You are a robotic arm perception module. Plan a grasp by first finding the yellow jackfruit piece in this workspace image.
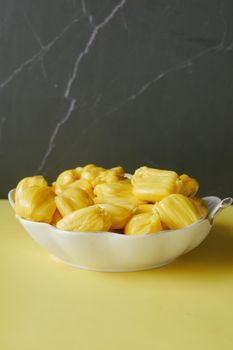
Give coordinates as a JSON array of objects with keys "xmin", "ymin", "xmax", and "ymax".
[
  {"xmin": 52, "ymin": 182, "xmax": 65, "ymax": 195},
  {"xmin": 15, "ymin": 186, "xmax": 56, "ymax": 223},
  {"xmin": 176, "ymin": 174, "xmax": 199, "ymax": 197},
  {"xmin": 135, "ymin": 204, "xmax": 154, "ymax": 214},
  {"xmin": 15, "ymin": 176, "xmax": 48, "ymax": 201},
  {"xmin": 92, "ymin": 166, "xmax": 125, "ymax": 186},
  {"xmin": 56, "ymin": 169, "xmax": 79, "ymax": 187},
  {"xmin": 51, "ymin": 209, "xmax": 62, "ymax": 226},
  {"xmin": 55, "ymin": 187, "xmax": 93, "ymax": 217},
  {"xmin": 82, "ymin": 164, "xmax": 96, "ymax": 171},
  {"xmin": 155, "ymin": 193, "xmax": 202, "ymax": 230},
  {"xmin": 98, "ymin": 203, "xmax": 133, "ymax": 229},
  {"xmin": 53, "ymin": 167, "xmax": 89, "ymax": 195},
  {"xmin": 124, "ymin": 211, "xmax": 162, "ymax": 235},
  {"xmin": 94, "ymin": 180, "xmax": 132, "ymax": 197},
  {"xmin": 132, "ymin": 166, "xmax": 178, "ymax": 202},
  {"xmin": 68, "ymin": 179, "xmax": 93, "ymax": 195},
  {"xmin": 56, "ymin": 205, "xmax": 112, "ymax": 232},
  {"xmin": 190, "ymin": 197, "xmax": 208, "ymax": 218},
  {"xmin": 94, "ymin": 180, "xmax": 142, "ymax": 210},
  {"xmin": 81, "ymin": 164, "xmax": 106, "ymax": 183},
  {"xmin": 93, "ymin": 196, "xmax": 137, "ymax": 210},
  {"xmin": 52, "ymin": 178, "xmax": 93, "ymax": 197},
  {"xmin": 75, "ymin": 166, "xmax": 83, "ymax": 178}
]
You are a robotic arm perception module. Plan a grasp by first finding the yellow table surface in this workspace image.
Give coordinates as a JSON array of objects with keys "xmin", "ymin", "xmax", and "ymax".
[{"xmin": 0, "ymin": 200, "xmax": 233, "ymax": 350}]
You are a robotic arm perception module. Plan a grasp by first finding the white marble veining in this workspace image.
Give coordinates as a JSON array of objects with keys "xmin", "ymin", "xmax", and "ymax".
[
  {"xmin": 35, "ymin": 0, "xmax": 126, "ymax": 173},
  {"xmin": 81, "ymin": 0, "xmax": 94, "ymax": 27},
  {"xmin": 83, "ymin": 8, "xmax": 232, "ymax": 125},
  {"xmin": 0, "ymin": 17, "xmax": 80, "ymax": 89},
  {"xmin": 64, "ymin": 0, "xmax": 126, "ymax": 99},
  {"xmin": 24, "ymin": 12, "xmax": 48, "ymax": 79}
]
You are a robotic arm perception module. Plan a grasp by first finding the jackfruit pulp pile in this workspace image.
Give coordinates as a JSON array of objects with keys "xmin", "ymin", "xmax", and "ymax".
[{"xmin": 14, "ymin": 165, "xmax": 208, "ymax": 235}]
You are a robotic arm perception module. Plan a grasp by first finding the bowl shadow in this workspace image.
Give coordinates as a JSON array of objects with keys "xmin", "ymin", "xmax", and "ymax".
[{"xmin": 139, "ymin": 223, "xmax": 233, "ymax": 279}]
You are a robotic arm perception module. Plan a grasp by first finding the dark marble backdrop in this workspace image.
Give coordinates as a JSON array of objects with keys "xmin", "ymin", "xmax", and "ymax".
[{"xmin": 0, "ymin": 0, "xmax": 233, "ymax": 198}]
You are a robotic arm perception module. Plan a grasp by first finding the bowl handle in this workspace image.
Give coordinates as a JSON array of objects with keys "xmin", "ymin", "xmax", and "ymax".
[{"xmin": 208, "ymin": 197, "xmax": 233, "ymax": 224}]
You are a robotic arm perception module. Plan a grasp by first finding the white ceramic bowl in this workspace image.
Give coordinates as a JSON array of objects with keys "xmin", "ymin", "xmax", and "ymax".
[{"xmin": 8, "ymin": 190, "xmax": 226, "ymax": 271}]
